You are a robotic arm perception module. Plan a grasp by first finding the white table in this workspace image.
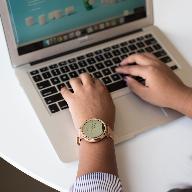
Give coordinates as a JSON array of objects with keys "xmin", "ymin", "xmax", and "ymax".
[{"xmin": 1, "ymin": 0, "xmax": 192, "ymax": 191}]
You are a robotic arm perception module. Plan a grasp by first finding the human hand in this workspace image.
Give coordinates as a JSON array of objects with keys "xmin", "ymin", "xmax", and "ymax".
[
  {"xmin": 61, "ymin": 73, "xmax": 115, "ymax": 132},
  {"xmin": 116, "ymin": 53, "xmax": 191, "ymax": 110}
]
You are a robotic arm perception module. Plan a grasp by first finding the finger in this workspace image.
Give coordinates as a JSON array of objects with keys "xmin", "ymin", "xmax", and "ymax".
[
  {"xmin": 143, "ymin": 52, "xmax": 158, "ymax": 61},
  {"xmin": 69, "ymin": 77, "xmax": 82, "ymax": 92},
  {"xmin": 61, "ymin": 87, "xmax": 73, "ymax": 101},
  {"xmin": 125, "ymin": 76, "xmax": 147, "ymax": 98},
  {"xmin": 79, "ymin": 73, "xmax": 94, "ymax": 86},
  {"xmin": 95, "ymin": 78, "xmax": 107, "ymax": 89},
  {"xmin": 116, "ymin": 65, "xmax": 147, "ymax": 78},
  {"xmin": 120, "ymin": 54, "xmax": 153, "ymax": 66}
]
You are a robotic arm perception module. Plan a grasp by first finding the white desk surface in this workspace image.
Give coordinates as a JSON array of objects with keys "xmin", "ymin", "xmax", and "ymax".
[{"xmin": 1, "ymin": 0, "xmax": 192, "ymax": 191}]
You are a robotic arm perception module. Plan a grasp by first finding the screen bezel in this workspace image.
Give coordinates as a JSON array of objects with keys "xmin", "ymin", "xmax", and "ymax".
[{"xmin": 0, "ymin": 0, "xmax": 153, "ymax": 67}]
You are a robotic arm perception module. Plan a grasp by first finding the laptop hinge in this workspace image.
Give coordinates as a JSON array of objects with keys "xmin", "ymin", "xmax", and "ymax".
[{"xmin": 30, "ymin": 28, "xmax": 143, "ymax": 66}]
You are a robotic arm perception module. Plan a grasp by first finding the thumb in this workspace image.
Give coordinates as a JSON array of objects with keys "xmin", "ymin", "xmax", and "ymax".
[{"xmin": 126, "ymin": 77, "xmax": 147, "ymax": 98}]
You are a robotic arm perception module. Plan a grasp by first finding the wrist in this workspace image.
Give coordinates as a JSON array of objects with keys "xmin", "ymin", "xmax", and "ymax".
[{"xmin": 170, "ymin": 86, "xmax": 192, "ymax": 116}]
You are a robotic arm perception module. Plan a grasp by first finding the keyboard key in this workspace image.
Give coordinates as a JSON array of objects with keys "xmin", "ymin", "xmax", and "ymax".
[
  {"xmin": 145, "ymin": 38, "xmax": 157, "ymax": 45},
  {"xmin": 138, "ymin": 49, "xmax": 145, "ymax": 53},
  {"xmin": 104, "ymin": 60, "xmax": 113, "ymax": 67},
  {"xmin": 32, "ymin": 75, "xmax": 42, "ymax": 82},
  {"xmin": 60, "ymin": 74, "xmax": 69, "ymax": 81},
  {"xmin": 145, "ymin": 34, "xmax": 153, "ymax": 39},
  {"xmin": 69, "ymin": 71, "xmax": 78, "ymax": 78},
  {"xmin": 128, "ymin": 45, "xmax": 137, "ymax": 51},
  {"xmin": 102, "ymin": 76, "xmax": 112, "ymax": 85},
  {"xmin": 111, "ymin": 74, "xmax": 121, "ymax": 81},
  {"xmin": 37, "ymin": 80, "xmax": 51, "ymax": 90},
  {"xmin": 170, "ymin": 65, "xmax": 178, "ymax": 70},
  {"xmin": 77, "ymin": 55, "xmax": 85, "ymax": 60},
  {"xmin": 145, "ymin": 46, "xmax": 153, "ymax": 53},
  {"xmin": 57, "ymin": 83, "xmax": 65, "ymax": 91},
  {"xmin": 107, "ymin": 80, "xmax": 127, "ymax": 92},
  {"xmin": 78, "ymin": 68, "xmax": 86, "ymax": 74},
  {"xmin": 112, "ymin": 49, "xmax": 121, "ymax": 56},
  {"xmin": 60, "ymin": 66, "xmax": 70, "ymax": 73},
  {"xmin": 129, "ymin": 51, "xmax": 136, "ymax": 55},
  {"xmin": 160, "ymin": 56, "xmax": 172, "ymax": 63},
  {"xmin": 120, "ymin": 41, "xmax": 127, "ymax": 46},
  {"xmin": 58, "ymin": 100, "xmax": 68, "ymax": 110},
  {"xmin": 87, "ymin": 66, "xmax": 96, "ymax": 73},
  {"xmin": 128, "ymin": 39, "xmax": 136, "ymax": 44},
  {"xmin": 95, "ymin": 50, "xmax": 103, "ymax": 55},
  {"xmin": 93, "ymin": 71, "xmax": 103, "ymax": 79},
  {"xmin": 96, "ymin": 63, "xmax": 105, "ymax": 70},
  {"xmin": 102, "ymin": 68, "xmax": 112, "ymax": 76},
  {"xmin": 120, "ymin": 55, "xmax": 128, "ymax": 60},
  {"xmin": 50, "ymin": 77, "xmax": 60, "ymax": 85},
  {"xmin": 69, "ymin": 63, "xmax": 78, "ymax": 71},
  {"xmin": 111, "ymin": 66, "xmax": 116, "ymax": 73},
  {"xmin": 78, "ymin": 60, "xmax": 87, "ymax": 67},
  {"xmin": 153, "ymin": 44, "xmax": 162, "ymax": 51},
  {"xmin": 103, "ymin": 47, "xmax": 111, "ymax": 52},
  {"xmin": 104, "ymin": 52, "xmax": 113, "ymax": 59},
  {"xmin": 51, "ymin": 69, "xmax": 61, "ymax": 76},
  {"xmin": 136, "ymin": 36, "xmax": 144, "ymax": 41},
  {"xmin": 59, "ymin": 61, "xmax": 67, "ymax": 66},
  {"xmin": 112, "ymin": 57, "xmax": 121, "ymax": 64},
  {"xmin": 86, "ymin": 52, "xmax": 94, "ymax": 57},
  {"xmin": 40, "ymin": 67, "xmax": 48, "ymax": 72},
  {"xmin": 42, "ymin": 72, "xmax": 52, "ymax": 79},
  {"xmin": 44, "ymin": 93, "xmax": 63, "ymax": 105},
  {"xmin": 112, "ymin": 44, "xmax": 120, "ymax": 49},
  {"xmin": 68, "ymin": 58, "xmax": 76, "ymax": 63},
  {"xmin": 30, "ymin": 70, "xmax": 39, "ymax": 75},
  {"xmin": 49, "ymin": 64, "xmax": 58, "ymax": 69},
  {"xmin": 87, "ymin": 58, "xmax": 96, "ymax": 65},
  {"xmin": 154, "ymin": 50, "xmax": 167, "ymax": 58},
  {"xmin": 95, "ymin": 55, "xmax": 105, "ymax": 62},
  {"xmin": 120, "ymin": 47, "xmax": 129, "ymax": 54},
  {"xmin": 48, "ymin": 104, "xmax": 60, "ymax": 113},
  {"xmin": 136, "ymin": 42, "xmax": 145, "ymax": 48},
  {"xmin": 41, "ymin": 87, "xmax": 58, "ymax": 97}
]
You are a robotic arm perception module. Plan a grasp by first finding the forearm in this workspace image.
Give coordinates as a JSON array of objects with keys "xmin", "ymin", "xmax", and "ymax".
[
  {"xmin": 77, "ymin": 137, "xmax": 118, "ymax": 178},
  {"xmin": 172, "ymin": 86, "xmax": 192, "ymax": 118}
]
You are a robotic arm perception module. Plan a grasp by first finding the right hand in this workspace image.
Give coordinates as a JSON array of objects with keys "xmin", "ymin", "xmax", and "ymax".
[
  {"xmin": 61, "ymin": 73, "xmax": 115, "ymax": 132},
  {"xmin": 116, "ymin": 53, "xmax": 191, "ymax": 111}
]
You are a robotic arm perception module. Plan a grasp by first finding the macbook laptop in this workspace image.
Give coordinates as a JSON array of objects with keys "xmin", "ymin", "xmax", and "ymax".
[{"xmin": 0, "ymin": 0, "xmax": 192, "ymax": 162}]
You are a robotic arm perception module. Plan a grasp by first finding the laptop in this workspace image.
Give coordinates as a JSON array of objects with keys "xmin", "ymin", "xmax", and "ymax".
[{"xmin": 1, "ymin": 0, "xmax": 192, "ymax": 162}]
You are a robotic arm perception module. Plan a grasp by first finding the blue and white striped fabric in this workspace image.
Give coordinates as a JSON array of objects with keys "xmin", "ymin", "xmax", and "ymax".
[{"xmin": 71, "ymin": 172, "xmax": 123, "ymax": 192}]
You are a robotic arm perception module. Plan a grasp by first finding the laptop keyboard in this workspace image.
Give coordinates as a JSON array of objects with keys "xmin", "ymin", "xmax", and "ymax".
[{"xmin": 29, "ymin": 34, "xmax": 178, "ymax": 114}]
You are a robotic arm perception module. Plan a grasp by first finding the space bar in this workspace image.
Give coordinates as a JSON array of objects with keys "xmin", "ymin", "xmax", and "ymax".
[{"xmin": 107, "ymin": 80, "xmax": 127, "ymax": 93}]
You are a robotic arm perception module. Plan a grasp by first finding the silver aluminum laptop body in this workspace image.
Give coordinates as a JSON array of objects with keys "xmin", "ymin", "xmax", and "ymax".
[{"xmin": 1, "ymin": 0, "xmax": 192, "ymax": 162}]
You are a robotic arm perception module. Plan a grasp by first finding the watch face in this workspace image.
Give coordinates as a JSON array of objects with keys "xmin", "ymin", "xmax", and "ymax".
[{"xmin": 82, "ymin": 119, "xmax": 106, "ymax": 139}]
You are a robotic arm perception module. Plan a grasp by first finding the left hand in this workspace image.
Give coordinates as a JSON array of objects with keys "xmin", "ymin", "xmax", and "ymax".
[{"xmin": 61, "ymin": 73, "xmax": 115, "ymax": 132}]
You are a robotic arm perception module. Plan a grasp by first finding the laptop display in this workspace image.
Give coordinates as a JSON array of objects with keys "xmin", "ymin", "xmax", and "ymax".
[{"xmin": 7, "ymin": 0, "xmax": 146, "ymax": 55}]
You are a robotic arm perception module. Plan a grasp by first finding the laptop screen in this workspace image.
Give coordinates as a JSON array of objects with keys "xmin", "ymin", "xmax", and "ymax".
[{"xmin": 7, "ymin": 0, "xmax": 146, "ymax": 55}]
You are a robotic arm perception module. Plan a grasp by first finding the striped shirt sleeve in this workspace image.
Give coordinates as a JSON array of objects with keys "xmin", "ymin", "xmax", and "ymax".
[{"xmin": 70, "ymin": 172, "xmax": 123, "ymax": 192}]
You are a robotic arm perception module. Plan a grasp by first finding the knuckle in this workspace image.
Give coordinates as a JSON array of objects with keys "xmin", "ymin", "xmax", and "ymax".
[
  {"xmin": 80, "ymin": 72, "xmax": 89, "ymax": 78},
  {"xmin": 148, "ymin": 65, "xmax": 158, "ymax": 73},
  {"xmin": 69, "ymin": 78, "xmax": 76, "ymax": 83},
  {"xmin": 136, "ymin": 54, "xmax": 145, "ymax": 60}
]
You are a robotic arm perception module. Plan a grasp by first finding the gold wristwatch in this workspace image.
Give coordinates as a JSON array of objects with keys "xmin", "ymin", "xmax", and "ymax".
[{"xmin": 77, "ymin": 118, "xmax": 114, "ymax": 145}]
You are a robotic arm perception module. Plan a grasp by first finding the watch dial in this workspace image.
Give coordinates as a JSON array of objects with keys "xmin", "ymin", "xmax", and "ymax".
[{"xmin": 82, "ymin": 120, "xmax": 104, "ymax": 139}]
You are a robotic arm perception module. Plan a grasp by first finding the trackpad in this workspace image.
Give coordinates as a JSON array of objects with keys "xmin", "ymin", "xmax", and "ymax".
[{"xmin": 113, "ymin": 92, "xmax": 168, "ymax": 143}]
